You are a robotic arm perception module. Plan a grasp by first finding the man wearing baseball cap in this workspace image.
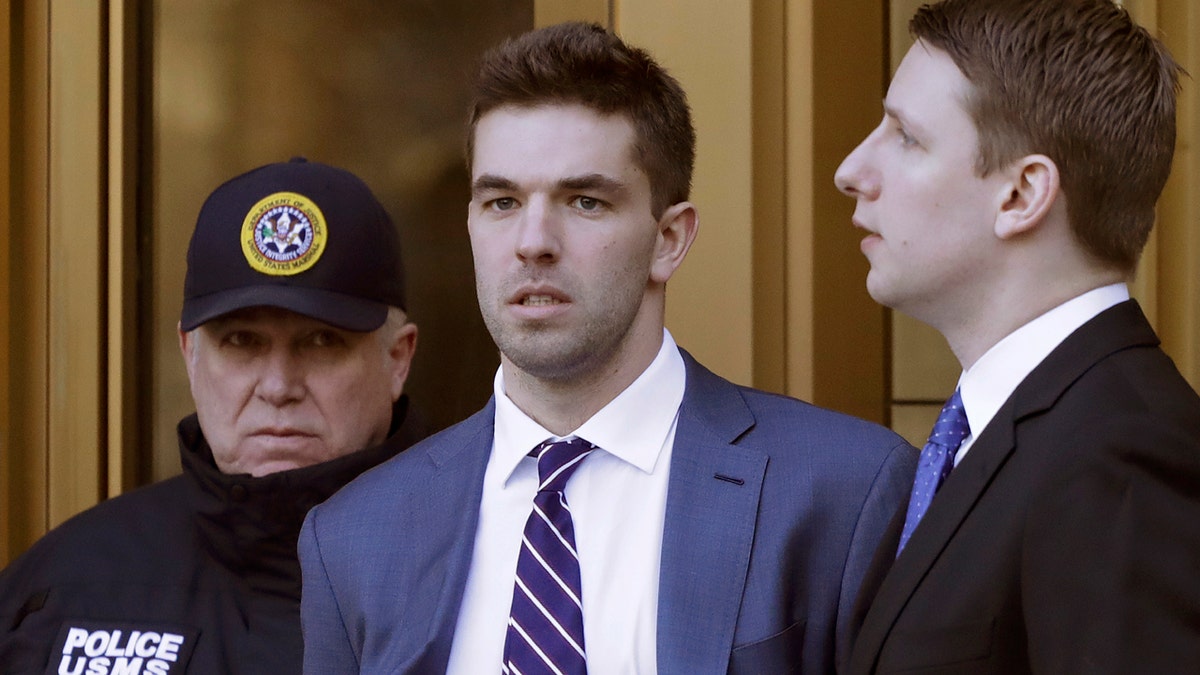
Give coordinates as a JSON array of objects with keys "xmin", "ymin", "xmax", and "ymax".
[{"xmin": 0, "ymin": 158, "xmax": 426, "ymax": 673}]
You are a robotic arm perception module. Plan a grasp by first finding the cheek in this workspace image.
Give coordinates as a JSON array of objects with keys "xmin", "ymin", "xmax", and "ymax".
[
  {"xmin": 191, "ymin": 363, "xmax": 233, "ymax": 414},
  {"xmin": 324, "ymin": 366, "xmax": 395, "ymax": 445},
  {"xmin": 612, "ymin": 226, "xmax": 658, "ymax": 269},
  {"xmin": 467, "ymin": 233, "xmax": 489, "ymax": 271},
  {"xmin": 327, "ymin": 356, "xmax": 393, "ymax": 408},
  {"xmin": 884, "ymin": 182, "xmax": 952, "ymax": 248},
  {"xmin": 189, "ymin": 370, "xmax": 245, "ymax": 461},
  {"xmin": 190, "ymin": 353, "xmax": 259, "ymax": 415},
  {"xmin": 471, "ymin": 247, "xmax": 507, "ymax": 288}
]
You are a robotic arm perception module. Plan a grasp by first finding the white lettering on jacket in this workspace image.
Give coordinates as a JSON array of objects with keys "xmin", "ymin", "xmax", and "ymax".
[{"xmin": 56, "ymin": 627, "xmax": 184, "ymax": 675}]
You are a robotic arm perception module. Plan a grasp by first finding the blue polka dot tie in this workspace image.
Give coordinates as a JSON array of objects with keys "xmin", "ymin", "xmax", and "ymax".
[
  {"xmin": 897, "ymin": 389, "xmax": 970, "ymax": 557},
  {"xmin": 502, "ymin": 437, "xmax": 595, "ymax": 675}
]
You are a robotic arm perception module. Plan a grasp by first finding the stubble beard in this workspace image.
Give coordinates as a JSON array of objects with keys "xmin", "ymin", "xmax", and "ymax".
[{"xmin": 482, "ymin": 294, "xmax": 643, "ymax": 386}]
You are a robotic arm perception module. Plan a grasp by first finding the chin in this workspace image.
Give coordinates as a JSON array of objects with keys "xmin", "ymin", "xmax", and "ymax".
[
  {"xmin": 240, "ymin": 448, "xmax": 331, "ymax": 477},
  {"xmin": 244, "ymin": 460, "xmax": 307, "ymax": 478},
  {"xmin": 864, "ymin": 274, "xmax": 892, "ymax": 306}
]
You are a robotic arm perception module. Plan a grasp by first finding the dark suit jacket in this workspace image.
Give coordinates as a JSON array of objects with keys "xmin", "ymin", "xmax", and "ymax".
[
  {"xmin": 300, "ymin": 350, "xmax": 916, "ymax": 674},
  {"xmin": 848, "ymin": 300, "xmax": 1200, "ymax": 674}
]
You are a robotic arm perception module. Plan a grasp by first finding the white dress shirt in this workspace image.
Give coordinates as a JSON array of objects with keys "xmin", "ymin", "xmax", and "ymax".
[
  {"xmin": 955, "ymin": 283, "xmax": 1130, "ymax": 465},
  {"xmin": 446, "ymin": 329, "xmax": 686, "ymax": 675}
]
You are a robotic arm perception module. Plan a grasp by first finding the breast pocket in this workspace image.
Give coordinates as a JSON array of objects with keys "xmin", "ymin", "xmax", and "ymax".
[
  {"xmin": 727, "ymin": 620, "xmax": 805, "ymax": 675},
  {"xmin": 878, "ymin": 618, "xmax": 994, "ymax": 673}
]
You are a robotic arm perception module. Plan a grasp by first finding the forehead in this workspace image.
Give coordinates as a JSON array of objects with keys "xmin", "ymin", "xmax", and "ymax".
[
  {"xmin": 471, "ymin": 103, "xmax": 640, "ymax": 180},
  {"xmin": 887, "ymin": 42, "xmax": 977, "ymax": 138}
]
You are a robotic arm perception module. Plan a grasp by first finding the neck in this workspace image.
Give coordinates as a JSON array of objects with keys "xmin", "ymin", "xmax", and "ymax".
[{"xmin": 937, "ymin": 270, "xmax": 1125, "ymax": 370}]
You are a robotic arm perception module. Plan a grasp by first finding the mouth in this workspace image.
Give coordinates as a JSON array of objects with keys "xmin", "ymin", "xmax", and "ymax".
[
  {"xmin": 851, "ymin": 216, "xmax": 882, "ymax": 253},
  {"xmin": 851, "ymin": 216, "xmax": 878, "ymax": 236},
  {"xmin": 520, "ymin": 294, "xmax": 564, "ymax": 307},
  {"xmin": 246, "ymin": 429, "xmax": 321, "ymax": 459},
  {"xmin": 251, "ymin": 427, "xmax": 316, "ymax": 439},
  {"xmin": 506, "ymin": 286, "xmax": 571, "ymax": 320},
  {"xmin": 509, "ymin": 284, "xmax": 570, "ymax": 306}
]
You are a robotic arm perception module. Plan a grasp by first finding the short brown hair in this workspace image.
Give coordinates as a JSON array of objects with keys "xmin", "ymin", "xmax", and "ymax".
[
  {"xmin": 911, "ymin": 0, "xmax": 1182, "ymax": 270},
  {"xmin": 466, "ymin": 22, "xmax": 695, "ymax": 217}
]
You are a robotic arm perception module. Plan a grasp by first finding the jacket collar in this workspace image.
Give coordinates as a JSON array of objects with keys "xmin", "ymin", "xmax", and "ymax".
[{"xmin": 180, "ymin": 395, "xmax": 427, "ymax": 600}]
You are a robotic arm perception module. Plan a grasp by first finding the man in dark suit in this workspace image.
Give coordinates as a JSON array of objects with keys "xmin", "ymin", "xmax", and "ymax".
[
  {"xmin": 835, "ymin": 0, "xmax": 1200, "ymax": 672},
  {"xmin": 300, "ymin": 22, "xmax": 916, "ymax": 674}
]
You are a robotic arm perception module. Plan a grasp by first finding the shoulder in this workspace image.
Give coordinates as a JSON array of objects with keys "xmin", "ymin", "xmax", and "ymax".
[
  {"xmin": 6, "ymin": 477, "xmax": 189, "ymax": 563},
  {"xmin": 312, "ymin": 402, "xmax": 496, "ymax": 519},
  {"xmin": 677, "ymin": 351, "xmax": 915, "ymax": 501},
  {"xmin": 0, "ymin": 476, "xmax": 191, "ymax": 604},
  {"xmin": 1091, "ymin": 341, "xmax": 1200, "ymax": 417},
  {"xmin": 742, "ymin": 385, "xmax": 904, "ymax": 446},
  {"xmin": 1028, "ymin": 330, "xmax": 1200, "ymax": 443},
  {"xmin": 735, "ymin": 386, "xmax": 916, "ymax": 498},
  {"xmin": 1035, "ymin": 342, "xmax": 1200, "ymax": 465},
  {"xmin": 1031, "ymin": 299, "xmax": 1193, "ymax": 419},
  {"xmin": 301, "ymin": 404, "xmax": 496, "ymax": 580},
  {"xmin": 680, "ymin": 350, "xmax": 910, "ymax": 458}
]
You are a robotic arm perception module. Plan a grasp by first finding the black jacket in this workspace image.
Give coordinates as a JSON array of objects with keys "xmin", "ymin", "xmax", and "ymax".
[
  {"xmin": 0, "ymin": 397, "xmax": 426, "ymax": 675},
  {"xmin": 847, "ymin": 301, "xmax": 1200, "ymax": 674}
]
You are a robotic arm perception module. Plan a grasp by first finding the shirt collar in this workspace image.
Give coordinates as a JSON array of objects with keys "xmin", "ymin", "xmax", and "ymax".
[
  {"xmin": 492, "ymin": 329, "xmax": 686, "ymax": 485},
  {"xmin": 958, "ymin": 283, "xmax": 1129, "ymax": 442}
]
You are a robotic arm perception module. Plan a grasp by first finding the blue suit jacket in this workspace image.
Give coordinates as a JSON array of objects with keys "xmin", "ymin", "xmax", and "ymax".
[{"xmin": 300, "ymin": 350, "xmax": 915, "ymax": 674}]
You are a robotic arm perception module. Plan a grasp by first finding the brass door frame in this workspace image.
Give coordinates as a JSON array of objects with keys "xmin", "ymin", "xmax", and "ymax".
[{"xmin": 2, "ymin": 1, "xmax": 139, "ymax": 563}]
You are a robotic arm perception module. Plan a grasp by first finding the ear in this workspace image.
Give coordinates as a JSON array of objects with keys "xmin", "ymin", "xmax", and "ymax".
[
  {"xmin": 995, "ymin": 154, "xmax": 1059, "ymax": 240},
  {"xmin": 178, "ymin": 322, "xmax": 197, "ymax": 381},
  {"xmin": 386, "ymin": 322, "xmax": 419, "ymax": 401},
  {"xmin": 650, "ymin": 201, "xmax": 699, "ymax": 284}
]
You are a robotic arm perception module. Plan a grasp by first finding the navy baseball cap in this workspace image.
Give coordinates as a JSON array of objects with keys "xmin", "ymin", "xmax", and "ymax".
[{"xmin": 180, "ymin": 158, "xmax": 405, "ymax": 332}]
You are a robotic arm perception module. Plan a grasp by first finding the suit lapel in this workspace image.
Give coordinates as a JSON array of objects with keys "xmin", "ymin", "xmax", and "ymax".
[
  {"xmin": 409, "ymin": 401, "xmax": 496, "ymax": 669},
  {"xmin": 849, "ymin": 406, "xmax": 1018, "ymax": 671},
  {"xmin": 657, "ymin": 352, "xmax": 767, "ymax": 675},
  {"xmin": 850, "ymin": 300, "xmax": 1161, "ymax": 672}
]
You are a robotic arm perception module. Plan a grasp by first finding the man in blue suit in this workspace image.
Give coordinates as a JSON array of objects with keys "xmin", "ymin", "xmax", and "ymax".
[{"xmin": 300, "ymin": 22, "xmax": 916, "ymax": 674}]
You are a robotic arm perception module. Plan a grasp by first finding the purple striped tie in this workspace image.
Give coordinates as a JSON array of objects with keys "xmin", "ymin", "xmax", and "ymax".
[{"xmin": 502, "ymin": 437, "xmax": 595, "ymax": 675}]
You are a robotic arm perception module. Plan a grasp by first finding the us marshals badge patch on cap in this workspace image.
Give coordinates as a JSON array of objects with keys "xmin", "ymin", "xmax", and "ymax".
[
  {"xmin": 240, "ymin": 191, "xmax": 327, "ymax": 276},
  {"xmin": 47, "ymin": 620, "xmax": 199, "ymax": 675}
]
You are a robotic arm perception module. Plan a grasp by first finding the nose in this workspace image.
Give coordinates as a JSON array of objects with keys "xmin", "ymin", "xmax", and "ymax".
[
  {"xmin": 834, "ymin": 139, "xmax": 879, "ymax": 201},
  {"xmin": 255, "ymin": 347, "xmax": 306, "ymax": 406},
  {"xmin": 515, "ymin": 198, "xmax": 561, "ymax": 264}
]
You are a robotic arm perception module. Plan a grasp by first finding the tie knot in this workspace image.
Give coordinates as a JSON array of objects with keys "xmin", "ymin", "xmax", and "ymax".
[
  {"xmin": 929, "ymin": 389, "xmax": 970, "ymax": 449},
  {"xmin": 534, "ymin": 437, "xmax": 596, "ymax": 492}
]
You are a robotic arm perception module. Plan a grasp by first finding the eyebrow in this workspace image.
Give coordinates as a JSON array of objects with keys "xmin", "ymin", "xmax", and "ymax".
[
  {"xmin": 883, "ymin": 100, "xmax": 931, "ymax": 139},
  {"xmin": 558, "ymin": 173, "xmax": 629, "ymax": 195},
  {"xmin": 471, "ymin": 172, "xmax": 631, "ymax": 197},
  {"xmin": 471, "ymin": 174, "xmax": 519, "ymax": 196}
]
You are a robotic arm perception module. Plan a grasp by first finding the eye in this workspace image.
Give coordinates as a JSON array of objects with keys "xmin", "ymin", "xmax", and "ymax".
[
  {"xmin": 306, "ymin": 330, "xmax": 347, "ymax": 348},
  {"xmin": 897, "ymin": 127, "xmax": 918, "ymax": 148},
  {"xmin": 488, "ymin": 197, "xmax": 518, "ymax": 212},
  {"xmin": 571, "ymin": 195, "xmax": 605, "ymax": 212},
  {"xmin": 222, "ymin": 330, "xmax": 262, "ymax": 348}
]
